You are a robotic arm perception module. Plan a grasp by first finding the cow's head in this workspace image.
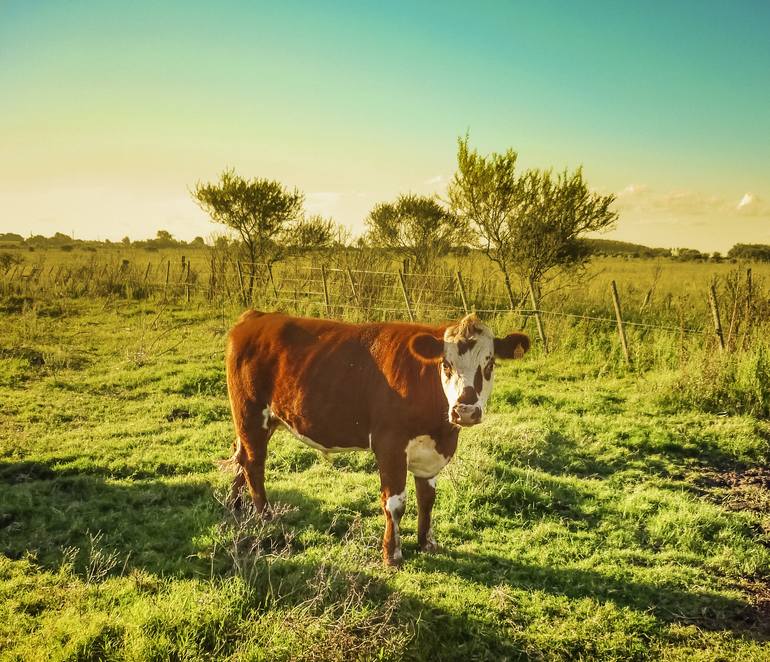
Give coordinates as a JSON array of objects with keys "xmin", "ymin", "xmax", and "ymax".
[{"xmin": 409, "ymin": 313, "xmax": 530, "ymax": 427}]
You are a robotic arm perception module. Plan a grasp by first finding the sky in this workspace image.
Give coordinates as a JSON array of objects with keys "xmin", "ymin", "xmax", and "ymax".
[{"xmin": 1, "ymin": 0, "xmax": 769, "ymax": 253}]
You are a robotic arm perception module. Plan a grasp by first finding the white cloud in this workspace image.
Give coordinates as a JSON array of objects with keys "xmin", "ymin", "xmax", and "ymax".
[
  {"xmin": 737, "ymin": 192, "xmax": 755, "ymax": 210},
  {"xmin": 424, "ymin": 175, "xmax": 446, "ymax": 187},
  {"xmin": 616, "ymin": 183, "xmax": 648, "ymax": 197}
]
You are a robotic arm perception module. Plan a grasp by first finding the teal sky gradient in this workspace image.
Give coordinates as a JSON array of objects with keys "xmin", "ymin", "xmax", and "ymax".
[{"xmin": 1, "ymin": 1, "xmax": 769, "ymax": 251}]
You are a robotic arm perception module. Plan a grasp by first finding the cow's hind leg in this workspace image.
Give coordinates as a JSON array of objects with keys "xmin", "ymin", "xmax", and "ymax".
[
  {"xmin": 415, "ymin": 476, "xmax": 438, "ymax": 552},
  {"xmin": 231, "ymin": 407, "xmax": 275, "ymax": 516}
]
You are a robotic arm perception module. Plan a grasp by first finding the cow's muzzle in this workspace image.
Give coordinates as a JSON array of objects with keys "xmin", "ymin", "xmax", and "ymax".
[{"xmin": 451, "ymin": 404, "xmax": 482, "ymax": 427}]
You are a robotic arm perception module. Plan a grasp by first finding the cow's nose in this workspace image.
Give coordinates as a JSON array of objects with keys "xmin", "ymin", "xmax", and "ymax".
[
  {"xmin": 451, "ymin": 404, "xmax": 482, "ymax": 427},
  {"xmin": 457, "ymin": 386, "xmax": 478, "ymax": 405}
]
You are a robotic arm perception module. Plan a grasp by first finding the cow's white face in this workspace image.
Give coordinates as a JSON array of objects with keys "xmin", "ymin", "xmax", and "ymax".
[
  {"xmin": 440, "ymin": 320, "xmax": 496, "ymax": 426},
  {"xmin": 409, "ymin": 314, "xmax": 530, "ymax": 427}
]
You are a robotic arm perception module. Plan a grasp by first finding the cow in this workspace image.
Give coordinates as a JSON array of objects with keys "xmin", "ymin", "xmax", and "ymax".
[{"xmin": 224, "ymin": 310, "xmax": 529, "ymax": 566}]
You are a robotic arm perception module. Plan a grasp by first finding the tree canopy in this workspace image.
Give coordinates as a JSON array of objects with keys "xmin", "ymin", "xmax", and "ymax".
[
  {"xmin": 365, "ymin": 193, "xmax": 463, "ymax": 272},
  {"xmin": 448, "ymin": 136, "xmax": 617, "ymax": 296}
]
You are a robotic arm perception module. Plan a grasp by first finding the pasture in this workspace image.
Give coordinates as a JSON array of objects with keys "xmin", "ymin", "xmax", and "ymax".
[{"xmin": 1, "ymin": 255, "xmax": 770, "ymax": 660}]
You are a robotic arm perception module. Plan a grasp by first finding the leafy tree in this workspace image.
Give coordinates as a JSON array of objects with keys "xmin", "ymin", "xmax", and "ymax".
[
  {"xmin": 193, "ymin": 169, "xmax": 338, "ymax": 299},
  {"xmin": 0, "ymin": 233, "xmax": 23, "ymax": 242},
  {"xmin": 285, "ymin": 215, "xmax": 336, "ymax": 255},
  {"xmin": 192, "ymin": 169, "xmax": 304, "ymax": 299},
  {"xmin": 448, "ymin": 136, "xmax": 617, "ymax": 299},
  {"xmin": 365, "ymin": 193, "xmax": 463, "ymax": 272},
  {"xmin": 728, "ymin": 243, "xmax": 770, "ymax": 262},
  {"xmin": 121, "ymin": 236, "xmax": 131, "ymax": 245},
  {"xmin": 155, "ymin": 230, "xmax": 176, "ymax": 246}
]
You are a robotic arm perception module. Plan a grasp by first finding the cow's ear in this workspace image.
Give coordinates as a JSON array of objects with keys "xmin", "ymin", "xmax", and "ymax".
[
  {"xmin": 494, "ymin": 333, "xmax": 530, "ymax": 359},
  {"xmin": 409, "ymin": 333, "xmax": 444, "ymax": 363}
]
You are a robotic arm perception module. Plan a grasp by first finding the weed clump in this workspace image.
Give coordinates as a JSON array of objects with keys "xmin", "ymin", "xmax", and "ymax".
[{"xmin": 660, "ymin": 340, "xmax": 770, "ymax": 419}]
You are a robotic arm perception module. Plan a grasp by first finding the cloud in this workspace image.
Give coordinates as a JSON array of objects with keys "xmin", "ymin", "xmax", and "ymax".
[
  {"xmin": 614, "ymin": 184, "xmax": 770, "ymax": 218},
  {"xmin": 424, "ymin": 175, "xmax": 446, "ymax": 187},
  {"xmin": 735, "ymin": 192, "xmax": 768, "ymax": 216},
  {"xmin": 737, "ymin": 193, "xmax": 754, "ymax": 209},
  {"xmin": 616, "ymin": 183, "xmax": 649, "ymax": 197}
]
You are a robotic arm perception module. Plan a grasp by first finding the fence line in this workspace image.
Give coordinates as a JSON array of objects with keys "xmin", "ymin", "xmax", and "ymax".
[{"xmin": 3, "ymin": 257, "xmax": 755, "ymax": 358}]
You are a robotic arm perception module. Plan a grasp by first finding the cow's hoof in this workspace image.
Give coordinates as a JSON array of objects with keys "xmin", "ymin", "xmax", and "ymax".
[
  {"xmin": 383, "ymin": 550, "xmax": 403, "ymax": 568},
  {"xmin": 420, "ymin": 541, "xmax": 440, "ymax": 554}
]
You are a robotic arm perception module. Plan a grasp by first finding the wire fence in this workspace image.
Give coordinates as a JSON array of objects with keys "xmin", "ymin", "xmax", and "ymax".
[{"xmin": 3, "ymin": 255, "xmax": 764, "ymax": 362}]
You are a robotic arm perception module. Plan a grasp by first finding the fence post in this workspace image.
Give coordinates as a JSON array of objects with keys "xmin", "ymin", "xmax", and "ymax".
[
  {"xmin": 266, "ymin": 263, "xmax": 278, "ymax": 300},
  {"xmin": 345, "ymin": 267, "xmax": 360, "ymax": 307},
  {"xmin": 143, "ymin": 262, "xmax": 151, "ymax": 285},
  {"xmin": 746, "ymin": 267, "xmax": 753, "ymax": 318},
  {"xmin": 398, "ymin": 270, "xmax": 415, "ymax": 322},
  {"xmin": 164, "ymin": 261, "xmax": 170, "ymax": 301},
  {"xmin": 236, "ymin": 261, "xmax": 247, "ymax": 307},
  {"xmin": 708, "ymin": 283, "xmax": 725, "ymax": 352},
  {"xmin": 321, "ymin": 265, "xmax": 331, "ymax": 316},
  {"xmin": 610, "ymin": 280, "xmax": 631, "ymax": 366},
  {"xmin": 503, "ymin": 271, "xmax": 516, "ymax": 310},
  {"xmin": 456, "ymin": 270, "xmax": 469, "ymax": 315},
  {"xmin": 527, "ymin": 277, "xmax": 548, "ymax": 354},
  {"xmin": 185, "ymin": 261, "xmax": 191, "ymax": 304}
]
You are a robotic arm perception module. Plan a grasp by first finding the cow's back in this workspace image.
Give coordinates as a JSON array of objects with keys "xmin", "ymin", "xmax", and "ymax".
[{"xmin": 226, "ymin": 312, "xmax": 447, "ymax": 450}]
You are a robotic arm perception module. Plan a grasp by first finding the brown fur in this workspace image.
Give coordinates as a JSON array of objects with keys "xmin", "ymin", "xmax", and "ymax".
[{"xmin": 224, "ymin": 310, "xmax": 528, "ymax": 565}]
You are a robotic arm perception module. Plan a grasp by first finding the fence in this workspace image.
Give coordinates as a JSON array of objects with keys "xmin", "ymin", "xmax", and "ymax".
[{"xmin": 1, "ymin": 255, "xmax": 763, "ymax": 363}]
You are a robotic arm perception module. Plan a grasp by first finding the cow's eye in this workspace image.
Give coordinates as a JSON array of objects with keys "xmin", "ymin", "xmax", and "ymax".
[
  {"xmin": 441, "ymin": 358, "xmax": 452, "ymax": 378},
  {"xmin": 483, "ymin": 358, "xmax": 495, "ymax": 380}
]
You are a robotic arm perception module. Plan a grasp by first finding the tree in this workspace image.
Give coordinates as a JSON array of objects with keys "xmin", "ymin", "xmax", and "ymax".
[
  {"xmin": 365, "ymin": 193, "xmax": 463, "ymax": 272},
  {"xmin": 448, "ymin": 136, "xmax": 617, "ymax": 299},
  {"xmin": 285, "ymin": 215, "xmax": 336, "ymax": 255},
  {"xmin": 192, "ymin": 169, "xmax": 305, "ymax": 299},
  {"xmin": 154, "ymin": 230, "xmax": 176, "ymax": 247}
]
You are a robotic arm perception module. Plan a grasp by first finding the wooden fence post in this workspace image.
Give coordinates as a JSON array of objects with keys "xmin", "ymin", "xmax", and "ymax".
[
  {"xmin": 746, "ymin": 268, "xmax": 753, "ymax": 318},
  {"xmin": 708, "ymin": 283, "xmax": 725, "ymax": 352},
  {"xmin": 346, "ymin": 267, "xmax": 360, "ymax": 307},
  {"xmin": 164, "ymin": 261, "xmax": 170, "ymax": 300},
  {"xmin": 610, "ymin": 280, "xmax": 631, "ymax": 366},
  {"xmin": 266, "ymin": 263, "xmax": 278, "ymax": 300},
  {"xmin": 398, "ymin": 270, "xmax": 415, "ymax": 322},
  {"xmin": 456, "ymin": 270, "xmax": 469, "ymax": 315},
  {"xmin": 527, "ymin": 277, "xmax": 548, "ymax": 354},
  {"xmin": 236, "ymin": 261, "xmax": 247, "ymax": 307},
  {"xmin": 185, "ymin": 261, "xmax": 191, "ymax": 304},
  {"xmin": 321, "ymin": 265, "xmax": 331, "ymax": 316},
  {"xmin": 143, "ymin": 262, "xmax": 151, "ymax": 285}
]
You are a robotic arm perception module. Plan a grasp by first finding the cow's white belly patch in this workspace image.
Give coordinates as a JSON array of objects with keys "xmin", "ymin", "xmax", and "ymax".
[
  {"xmin": 406, "ymin": 435, "xmax": 450, "ymax": 478},
  {"xmin": 272, "ymin": 413, "xmax": 366, "ymax": 454}
]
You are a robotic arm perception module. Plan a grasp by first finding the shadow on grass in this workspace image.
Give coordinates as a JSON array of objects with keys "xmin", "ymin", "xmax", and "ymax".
[
  {"xmin": 498, "ymin": 427, "xmax": 759, "ymax": 482},
  {"xmin": 0, "ymin": 457, "xmax": 367, "ymax": 577},
  {"xmin": 413, "ymin": 547, "xmax": 770, "ymax": 640},
  {"xmin": 0, "ymin": 458, "xmax": 523, "ymax": 660}
]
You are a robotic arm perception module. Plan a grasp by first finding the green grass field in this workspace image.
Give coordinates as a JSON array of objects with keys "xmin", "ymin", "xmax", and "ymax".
[{"xmin": 1, "ymin": 265, "xmax": 769, "ymax": 660}]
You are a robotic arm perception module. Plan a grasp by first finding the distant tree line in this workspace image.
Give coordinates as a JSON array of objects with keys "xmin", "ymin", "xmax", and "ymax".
[{"xmin": 5, "ymin": 135, "xmax": 769, "ymax": 287}]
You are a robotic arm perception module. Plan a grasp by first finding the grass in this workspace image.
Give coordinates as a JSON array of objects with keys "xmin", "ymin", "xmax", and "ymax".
[{"xmin": 1, "ymin": 290, "xmax": 769, "ymax": 660}]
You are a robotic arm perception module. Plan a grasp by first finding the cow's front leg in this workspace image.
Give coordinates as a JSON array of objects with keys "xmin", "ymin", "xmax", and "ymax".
[
  {"xmin": 415, "ymin": 476, "xmax": 438, "ymax": 552},
  {"xmin": 377, "ymin": 456, "xmax": 407, "ymax": 567}
]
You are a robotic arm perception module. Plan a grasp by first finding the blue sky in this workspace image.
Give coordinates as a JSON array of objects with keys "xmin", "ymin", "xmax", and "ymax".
[{"xmin": 1, "ymin": 1, "xmax": 768, "ymax": 251}]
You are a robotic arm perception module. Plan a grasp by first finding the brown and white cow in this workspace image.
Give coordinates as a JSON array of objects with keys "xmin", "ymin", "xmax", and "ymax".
[{"xmin": 224, "ymin": 310, "xmax": 529, "ymax": 566}]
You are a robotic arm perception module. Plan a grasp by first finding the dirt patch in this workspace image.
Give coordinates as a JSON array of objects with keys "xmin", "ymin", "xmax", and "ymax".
[{"xmin": 695, "ymin": 467, "xmax": 770, "ymax": 515}]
